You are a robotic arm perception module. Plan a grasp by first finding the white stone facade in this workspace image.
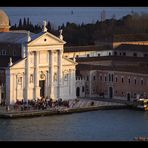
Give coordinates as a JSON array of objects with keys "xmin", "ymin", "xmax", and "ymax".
[{"xmin": 5, "ymin": 31, "xmax": 77, "ymax": 105}]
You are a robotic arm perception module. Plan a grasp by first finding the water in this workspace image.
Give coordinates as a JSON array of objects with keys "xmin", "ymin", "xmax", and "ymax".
[
  {"xmin": 0, "ymin": 109, "xmax": 148, "ymax": 141},
  {"xmin": 0, "ymin": 7, "xmax": 148, "ymax": 28}
]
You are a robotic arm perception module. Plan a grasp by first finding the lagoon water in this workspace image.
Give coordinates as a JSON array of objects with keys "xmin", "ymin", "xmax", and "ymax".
[
  {"xmin": 0, "ymin": 7, "xmax": 148, "ymax": 28},
  {"xmin": 0, "ymin": 109, "xmax": 148, "ymax": 141}
]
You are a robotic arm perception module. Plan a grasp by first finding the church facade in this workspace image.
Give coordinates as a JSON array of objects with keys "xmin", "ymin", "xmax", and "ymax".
[{"xmin": 0, "ymin": 10, "xmax": 77, "ymax": 105}]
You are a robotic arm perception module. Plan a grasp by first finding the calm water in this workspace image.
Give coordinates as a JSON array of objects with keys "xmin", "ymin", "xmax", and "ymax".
[
  {"xmin": 0, "ymin": 7, "xmax": 148, "ymax": 28},
  {"xmin": 0, "ymin": 109, "xmax": 148, "ymax": 141}
]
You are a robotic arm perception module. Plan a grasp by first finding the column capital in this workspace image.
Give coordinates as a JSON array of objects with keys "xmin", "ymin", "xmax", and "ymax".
[
  {"xmin": 49, "ymin": 50, "xmax": 53, "ymax": 53},
  {"xmin": 58, "ymin": 49, "xmax": 63, "ymax": 53},
  {"xmin": 34, "ymin": 51, "xmax": 39, "ymax": 54}
]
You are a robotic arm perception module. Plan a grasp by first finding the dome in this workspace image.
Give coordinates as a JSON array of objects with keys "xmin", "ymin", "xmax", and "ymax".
[{"xmin": 0, "ymin": 9, "xmax": 10, "ymax": 32}]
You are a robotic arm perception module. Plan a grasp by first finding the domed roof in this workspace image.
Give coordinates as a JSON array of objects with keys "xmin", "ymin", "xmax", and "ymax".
[{"xmin": 0, "ymin": 9, "xmax": 10, "ymax": 31}]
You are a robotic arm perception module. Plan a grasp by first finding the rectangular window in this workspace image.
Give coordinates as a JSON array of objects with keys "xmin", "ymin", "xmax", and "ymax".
[
  {"xmin": 134, "ymin": 79, "xmax": 136, "ymax": 85},
  {"xmin": 112, "ymin": 74, "xmax": 114, "ymax": 82},
  {"xmin": 93, "ymin": 76, "xmax": 96, "ymax": 81},
  {"xmin": 104, "ymin": 76, "xmax": 107, "ymax": 82},
  {"xmin": 115, "ymin": 77, "xmax": 118, "ymax": 82},
  {"xmin": 128, "ymin": 78, "xmax": 130, "ymax": 84},
  {"xmin": 100, "ymin": 76, "xmax": 102, "ymax": 81},
  {"xmin": 2, "ymin": 50, "xmax": 7, "ymax": 55},
  {"xmin": 141, "ymin": 79, "xmax": 143, "ymax": 85},
  {"xmin": 109, "ymin": 74, "xmax": 111, "ymax": 82},
  {"xmin": 122, "ymin": 77, "xmax": 124, "ymax": 83},
  {"xmin": 87, "ymin": 76, "xmax": 89, "ymax": 81},
  {"xmin": 82, "ymin": 86, "xmax": 85, "ymax": 92}
]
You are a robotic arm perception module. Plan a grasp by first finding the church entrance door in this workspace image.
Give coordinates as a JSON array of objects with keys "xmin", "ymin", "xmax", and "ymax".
[
  {"xmin": 76, "ymin": 87, "xmax": 80, "ymax": 97},
  {"xmin": 39, "ymin": 80, "xmax": 45, "ymax": 98}
]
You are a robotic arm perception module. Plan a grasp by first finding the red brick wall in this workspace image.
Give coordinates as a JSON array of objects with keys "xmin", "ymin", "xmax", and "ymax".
[{"xmin": 79, "ymin": 69, "xmax": 148, "ymax": 100}]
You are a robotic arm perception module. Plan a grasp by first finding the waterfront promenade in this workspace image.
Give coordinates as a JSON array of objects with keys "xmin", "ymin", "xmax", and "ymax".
[{"xmin": 0, "ymin": 99, "xmax": 127, "ymax": 118}]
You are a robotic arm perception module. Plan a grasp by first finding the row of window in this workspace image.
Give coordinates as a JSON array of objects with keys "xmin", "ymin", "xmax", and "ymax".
[
  {"xmin": 66, "ymin": 52, "xmax": 148, "ymax": 58},
  {"xmin": 85, "ymin": 74, "xmax": 145, "ymax": 86},
  {"xmin": 111, "ymin": 52, "xmax": 148, "ymax": 57},
  {"xmin": 0, "ymin": 50, "xmax": 17, "ymax": 56},
  {"xmin": 65, "ymin": 51, "xmax": 148, "ymax": 59},
  {"xmin": 100, "ymin": 74, "xmax": 144, "ymax": 85},
  {"xmin": 114, "ymin": 91, "xmax": 147, "ymax": 98}
]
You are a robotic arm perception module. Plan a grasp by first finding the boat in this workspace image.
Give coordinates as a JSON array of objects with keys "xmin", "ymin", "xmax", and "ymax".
[{"xmin": 132, "ymin": 99, "xmax": 148, "ymax": 111}]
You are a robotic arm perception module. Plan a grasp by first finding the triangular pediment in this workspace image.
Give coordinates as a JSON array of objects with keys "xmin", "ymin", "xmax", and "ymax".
[
  {"xmin": 10, "ymin": 58, "xmax": 26, "ymax": 69},
  {"xmin": 28, "ymin": 32, "xmax": 66, "ymax": 46}
]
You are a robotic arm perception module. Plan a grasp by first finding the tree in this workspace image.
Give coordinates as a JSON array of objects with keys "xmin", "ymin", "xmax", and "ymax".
[
  {"xmin": 27, "ymin": 17, "xmax": 30, "ymax": 26},
  {"xmin": 23, "ymin": 17, "xmax": 27, "ymax": 27},
  {"xmin": 18, "ymin": 18, "xmax": 22, "ymax": 29}
]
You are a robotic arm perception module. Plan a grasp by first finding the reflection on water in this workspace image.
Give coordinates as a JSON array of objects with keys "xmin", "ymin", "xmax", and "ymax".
[{"xmin": 0, "ymin": 109, "xmax": 148, "ymax": 141}]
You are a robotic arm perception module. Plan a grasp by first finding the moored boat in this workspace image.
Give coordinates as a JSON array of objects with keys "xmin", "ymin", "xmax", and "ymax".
[{"xmin": 132, "ymin": 99, "xmax": 148, "ymax": 111}]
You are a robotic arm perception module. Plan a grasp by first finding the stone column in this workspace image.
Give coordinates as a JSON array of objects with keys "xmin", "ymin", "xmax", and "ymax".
[
  {"xmin": 89, "ymin": 71, "xmax": 92, "ymax": 97},
  {"xmin": 9, "ymin": 73, "xmax": 14, "ymax": 104},
  {"xmin": 34, "ymin": 51, "xmax": 40, "ymax": 99},
  {"xmin": 23, "ymin": 72, "xmax": 25, "ymax": 100},
  {"xmin": 45, "ymin": 70, "xmax": 48, "ymax": 98},
  {"xmin": 26, "ymin": 51, "xmax": 30, "ymax": 102},
  {"xmin": 16, "ymin": 74, "xmax": 18, "ymax": 101},
  {"xmin": 57, "ymin": 49, "xmax": 63, "ymax": 99},
  {"xmin": 0, "ymin": 86, "xmax": 1, "ymax": 104},
  {"xmin": 69, "ymin": 69, "xmax": 71, "ymax": 95},
  {"xmin": 49, "ymin": 50, "xmax": 54, "ymax": 99},
  {"xmin": 6, "ymin": 70, "xmax": 10, "ymax": 105},
  {"xmin": 72, "ymin": 69, "xmax": 76, "ymax": 99}
]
